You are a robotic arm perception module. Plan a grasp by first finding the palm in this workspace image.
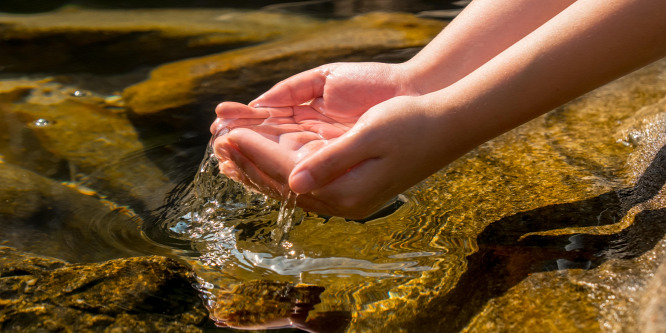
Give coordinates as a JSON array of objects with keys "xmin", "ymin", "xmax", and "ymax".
[
  {"xmin": 249, "ymin": 62, "xmax": 406, "ymax": 123},
  {"xmin": 211, "ymin": 102, "xmax": 350, "ymax": 194},
  {"xmin": 212, "ymin": 62, "xmax": 405, "ymax": 193}
]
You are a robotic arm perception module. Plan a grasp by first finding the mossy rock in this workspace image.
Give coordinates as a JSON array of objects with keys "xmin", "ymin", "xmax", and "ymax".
[
  {"xmin": 1, "ymin": 79, "xmax": 171, "ymax": 210},
  {"xmin": 123, "ymin": 12, "xmax": 445, "ymax": 123},
  {"xmin": 0, "ymin": 8, "xmax": 321, "ymax": 72},
  {"xmin": 0, "ymin": 247, "xmax": 207, "ymax": 332},
  {"xmin": 0, "ymin": 162, "xmax": 170, "ymax": 262}
]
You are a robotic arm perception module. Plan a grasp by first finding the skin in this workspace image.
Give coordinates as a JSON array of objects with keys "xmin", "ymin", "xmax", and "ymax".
[{"xmin": 212, "ymin": 0, "xmax": 666, "ymax": 219}]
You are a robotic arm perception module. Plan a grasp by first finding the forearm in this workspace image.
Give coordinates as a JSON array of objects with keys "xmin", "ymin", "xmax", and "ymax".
[
  {"xmin": 423, "ymin": 0, "xmax": 666, "ymax": 166},
  {"xmin": 399, "ymin": 0, "xmax": 576, "ymax": 94}
]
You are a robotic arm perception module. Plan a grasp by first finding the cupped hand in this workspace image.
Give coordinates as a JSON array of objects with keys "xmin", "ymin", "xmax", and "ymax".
[
  {"xmin": 249, "ymin": 62, "xmax": 416, "ymax": 121},
  {"xmin": 211, "ymin": 62, "xmax": 445, "ymax": 219},
  {"xmin": 211, "ymin": 101, "xmax": 350, "ymax": 198},
  {"xmin": 218, "ymin": 96, "xmax": 453, "ymax": 219}
]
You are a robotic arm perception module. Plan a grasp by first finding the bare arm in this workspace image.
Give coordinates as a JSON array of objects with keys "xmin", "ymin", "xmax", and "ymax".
[
  {"xmin": 401, "ymin": 0, "xmax": 577, "ymax": 94},
  {"xmin": 421, "ymin": 0, "xmax": 666, "ymax": 164},
  {"xmin": 286, "ymin": 0, "xmax": 666, "ymax": 218}
]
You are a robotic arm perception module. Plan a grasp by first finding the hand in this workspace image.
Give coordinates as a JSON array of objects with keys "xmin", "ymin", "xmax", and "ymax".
[
  {"xmin": 220, "ymin": 96, "xmax": 451, "ymax": 219},
  {"xmin": 211, "ymin": 61, "xmax": 419, "ymax": 205},
  {"xmin": 249, "ymin": 62, "xmax": 415, "ymax": 121},
  {"xmin": 210, "ymin": 102, "xmax": 349, "ymax": 198}
]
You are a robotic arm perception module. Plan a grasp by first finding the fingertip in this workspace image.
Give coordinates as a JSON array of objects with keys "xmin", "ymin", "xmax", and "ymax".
[
  {"xmin": 226, "ymin": 127, "xmax": 254, "ymax": 144},
  {"xmin": 289, "ymin": 169, "xmax": 315, "ymax": 194},
  {"xmin": 249, "ymin": 94, "xmax": 265, "ymax": 107}
]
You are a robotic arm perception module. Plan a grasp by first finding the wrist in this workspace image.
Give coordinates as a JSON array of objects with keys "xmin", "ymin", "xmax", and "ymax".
[
  {"xmin": 390, "ymin": 61, "xmax": 431, "ymax": 97},
  {"xmin": 395, "ymin": 58, "xmax": 460, "ymax": 97}
]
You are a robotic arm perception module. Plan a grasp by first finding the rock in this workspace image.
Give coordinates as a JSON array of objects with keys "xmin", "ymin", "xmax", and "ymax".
[
  {"xmin": 0, "ymin": 80, "xmax": 68, "ymax": 178},
  {"xmin": 0, "ymin": 79, "xmax": 171, "ymax": 210},
  {"xmin": 210, "ymin": 280, "xmax": 325, "ymax": 328},
  {"xmin": 0, "ymin": 247, "xmax": 207, "ymax": 332},
  {"xmin": 0, "ymin": 8, "xmax": 321, "ymax": 72},
  {"xmin": 640, "ymin": 259, "xmax": 666, "ymax": 333},
  {"xmin": 122, "ymin": 12, "xmax": 445, "ymax": 121},
  {"xmin": 209, "ymin": 279, "xmax": 350, "ymax": 332},
  {"xmin": 0, "ymin": 162, "xmax": 171, "ymax": 262}
]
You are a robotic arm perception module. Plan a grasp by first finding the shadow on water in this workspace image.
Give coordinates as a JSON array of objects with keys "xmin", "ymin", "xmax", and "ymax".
[{"xmin": 409, "ymin": 144, "xmax": 666, "ymax": 332}]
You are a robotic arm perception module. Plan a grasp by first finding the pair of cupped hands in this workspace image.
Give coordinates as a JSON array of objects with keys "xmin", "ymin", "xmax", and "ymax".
[{"xmin": 211, "ymin": 62, "xmax": 441, "ymax": 219}]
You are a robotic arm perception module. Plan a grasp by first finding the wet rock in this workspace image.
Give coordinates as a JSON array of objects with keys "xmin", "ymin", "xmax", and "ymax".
[
  {"xmin": 0, "ymin": 80, "xmax": 68, "ymax": 178},
  {"xmin": 640, "ymin": 259, "xmax": 666, "ymax": 333},
  {"xmin": 0, "ymin": 162, "xmax": 170, "ymax": 262},
  {"xmin": 0, "ymin": 9, "xmax": 321, "ymax": 72},
  {"xmin": 0, "ymin": 79, "xmax": 171, "ymax": 210},
  {"xmin": 0, "ymin": 247, "xmax": 207, "ymax": 332},
  {"xmin": 209, "ymin": 279, "xmax": 346, "ymax": 331},
  {"xmin": 123, "ymin": 12, "xmax": 445, "ymax": 123}
]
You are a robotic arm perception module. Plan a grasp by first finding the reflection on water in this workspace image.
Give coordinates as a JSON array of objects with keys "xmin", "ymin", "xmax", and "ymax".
[{"xmin": 153, "ymin": 136, "xmax": 456, "ymax": 330}]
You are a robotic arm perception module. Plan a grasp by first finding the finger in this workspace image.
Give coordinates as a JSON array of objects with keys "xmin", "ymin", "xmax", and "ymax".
[
  {"xmin": 212, "ymin": 118, "xmax": 268, "ymax": 138},
  {"xmin": 249, "ymin": 67, "xmax": 327, "ymax": 107},
  {"xmin": 213, "ymin": 134, "xmax": 234, "ymax": 160},
  {"xmin": 288, "ymin": 129, "xmax": 378, "ymax": 194},
  {"xmin": 215, "ymin": 102, "xmax": 293, "ymax": 119},
  {"xmin": 219, "ymin": 160, "xmax": 241, "ymax": 182},
  {"xmin": 218, "ymin": 159, "xmax": 263, "ymax": 194},
  {"xmin": 277, "ymin": 131, "xmax": 324, "ymax": 151},
  {"xmin": 227, "ymin": 128, "xmax": 295, "ymax": 184},
  {"xmin": 227, "ymin": 147, "xmax": 283, "ymax": 198}
]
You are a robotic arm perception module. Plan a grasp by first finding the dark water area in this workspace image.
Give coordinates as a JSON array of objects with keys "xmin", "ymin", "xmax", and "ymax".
[
  {"xmin": 1, "ymin": 1, "xmax": 666, "ymax": 332},
  {"xmin": 0, "ymin": 0, "xmax": 461, "ymax": 16}
]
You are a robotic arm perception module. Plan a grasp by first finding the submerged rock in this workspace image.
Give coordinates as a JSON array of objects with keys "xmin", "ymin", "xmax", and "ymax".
[
  {"xmin": 0, "ymin": 162, "xmax": 171, "ymax": 262},
  {"xmin": 123, "ymin": 12, "xmax": 445, "ymax": 121},
  {"xmin": 0, "ymin": 79, "xmax": 171, "ymax": 211},
  {"xmin": 0, "ymin": 9, "xmax": 321, "ymax": 72},
  {"xmin": 0, "ymin": 247, "xmax": 206, "ymax": 332},
  {"xmin": 210, "ymin": 280, "xmax": 325, "ymax": 328},
  {"xmin": 209, "ymin": 279, "xmax": 349, "ymax": 332}
]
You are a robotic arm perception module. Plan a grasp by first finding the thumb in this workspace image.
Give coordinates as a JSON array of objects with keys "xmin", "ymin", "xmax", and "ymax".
[
  {"xmin": 288, "ymin": 130, "xmax": 376, "ymax": 194},
  {"xmin": 250, "ymin": 67, "xmax": 326, "ymax": 107}
]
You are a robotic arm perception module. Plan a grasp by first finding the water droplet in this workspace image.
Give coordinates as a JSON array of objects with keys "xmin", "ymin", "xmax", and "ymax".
[
  {"xmin": 34, "ymin": 118, "xmax": 51, "ymax": 127},
  {"xmin": 71, "ymin": 90, "xmax": 84, "ymax": 97}
]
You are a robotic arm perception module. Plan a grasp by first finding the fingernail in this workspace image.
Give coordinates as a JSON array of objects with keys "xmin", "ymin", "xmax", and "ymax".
[
  {"xmin": 249, "ymin": 95, "xmax": 264, "ymax": 107},
  {"xmin": 290, "ymin": 170, "xmax": 315, "ymax": 194}
]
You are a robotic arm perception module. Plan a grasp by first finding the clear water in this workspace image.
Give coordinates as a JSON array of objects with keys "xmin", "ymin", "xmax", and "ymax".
[{"xmin": 2, "ymin": 1, "xmax": 666, "ymax": 332}]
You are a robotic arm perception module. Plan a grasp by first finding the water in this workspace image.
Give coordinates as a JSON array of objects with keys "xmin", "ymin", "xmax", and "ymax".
[
  {"xmin": 2, "ymin": 2, "xmax": 666, "ymax": 332},
  {"xmin": 156, "ymin": 131, "xmax": 454, "ymax": 329}
]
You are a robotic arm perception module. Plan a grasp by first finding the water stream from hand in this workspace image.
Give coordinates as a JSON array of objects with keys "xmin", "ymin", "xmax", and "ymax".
[{"xmin": 160, "ymin": 133, "xmax": 304, "ymax": 262}]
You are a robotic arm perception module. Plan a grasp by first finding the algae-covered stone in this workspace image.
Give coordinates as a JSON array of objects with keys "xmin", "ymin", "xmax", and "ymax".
[
  {"xmin": 0, "ymin": 162, "xmax": 171, "ymax": 262},
  {"xmin": 210, "ymin": 280, "xmax": 334, "ymax": 331},
  {"xmin": 123, "ymin": 12, "xmax": 445, "ymax": 117},
  {"xmin": 0, "ymin": 247, "xmax": 206, "ymax": 332},
  {"xmin": 1, "ymin": 79, "xmax": 171, "ymax": 210},
  {"xmin": 0, "ymin": 9, "xmax": 321, "ymax": 72}
]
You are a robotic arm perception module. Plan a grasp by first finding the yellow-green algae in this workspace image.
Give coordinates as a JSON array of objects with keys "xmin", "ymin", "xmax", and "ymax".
[
  {"xmin": 0, "ymin": 247, "xmax": 206, "ymax": 332},
  {"xmin": 0, "ymin": 9, "xmax": 321, "ymax": 72},
  {"xmin": 1, "ymin": 80, "xmax": 171, "ymax": 210}
]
